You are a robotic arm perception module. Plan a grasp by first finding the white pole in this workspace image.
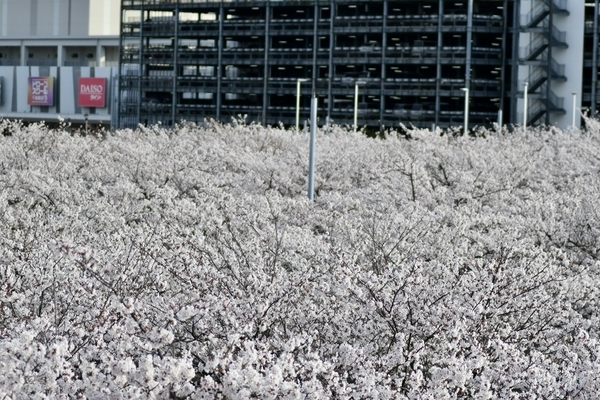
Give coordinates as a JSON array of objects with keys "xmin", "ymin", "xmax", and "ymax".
[
  {"xmin": 572, "ymin": 92, "xmax": 577, "ymax": 127},
  {"xmin": 523, "ymin": 81, "xmax": 528, "ymax": 130},
  {"xmin": 308, "ymin": 94, "xmax": 317, "ymax": 201},
  {"xmin": 296, "ymin": 79, "xmax": 306, "ymax": 132},
  {"xmin": 296, "ymin": 80, "xmax": 301, "ymax": 132},
  {"xmin": 354, "ymin": 82, "xmax": 359, "ymax": 133},
  {"xmin": 461, "ymin": 87, "xmax": 469, "ymax": 135}
]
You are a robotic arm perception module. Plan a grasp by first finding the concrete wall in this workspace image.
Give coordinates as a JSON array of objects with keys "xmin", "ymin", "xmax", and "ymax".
[
  {"xmin": 552, "ymin": 1, "xmax": 585, "ymax": 129},
  {"xmin": 516, "ymin": 0, "xmax": 585, "ymax": 129},
  {"xmin": 0, "ymin": 0, "xmax": 32, "ymax": 36},
  {"xmin": 89, "ymin": 0, "xmax": 121, "ymax": 36},
  {"xmin": 0, "ymin": 0, "xmax": 120, "ymax": 38},
  {"xmin": 70, "ymin": 0, "xmax": 91, "ymax": 37},
  {"xmin": 0, "ymin": 66, "xmax": 116, "ymax": 125}
]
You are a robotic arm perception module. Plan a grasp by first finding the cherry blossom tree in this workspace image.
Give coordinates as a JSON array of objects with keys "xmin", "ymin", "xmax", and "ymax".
[{"xmin": 0, "ymin": 116, "xmax": 599, "ymax": 398}]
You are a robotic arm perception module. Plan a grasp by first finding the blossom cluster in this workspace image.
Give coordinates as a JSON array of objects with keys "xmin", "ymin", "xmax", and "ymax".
[{"xmin": 0, "ymin": 117, "xmax": 599, "ymax": 398}]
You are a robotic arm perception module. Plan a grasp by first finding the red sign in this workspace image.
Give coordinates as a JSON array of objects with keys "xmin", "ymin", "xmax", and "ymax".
[{"xmin": 78, "ymin": 77, "xmax": 106, "ymax": 107}]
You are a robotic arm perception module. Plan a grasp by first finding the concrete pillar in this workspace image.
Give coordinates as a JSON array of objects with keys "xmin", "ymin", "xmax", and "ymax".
[
  {"xmin": 20, "ymin": 42, "xmax": 27, "ymax": 66},
  {"xmin": 96, "ymin": 42, "xmax": 106, "ymax": 67},
  {"xmin": 57, "ymin": 44, "xmax": 64, "ymax": 66}
]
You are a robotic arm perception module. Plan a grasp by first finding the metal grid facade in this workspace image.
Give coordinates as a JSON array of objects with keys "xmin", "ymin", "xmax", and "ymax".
[
  {"xmin": 583, "ymin": 0, "xmax": 600, "ymax": 118},
  {"xmin": 117, "ymin": 0, "xmax": 600, "ymax": 130}
]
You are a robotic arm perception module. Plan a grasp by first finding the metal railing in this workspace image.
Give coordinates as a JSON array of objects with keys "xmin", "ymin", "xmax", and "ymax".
[
  {"xmin": 526, "ymin": 68, "xmax": 546, "ymax": 93},
  {"xmin": 519, "ymin": 35, "xmax": 546, "ymax": 60},
  {"xmin": 522, "ymin": 1, "xmax": 548, "ymax": 27},
  {"xmin": 546, "ymin": 0, "xmax": 568, "ymax": 12},
  {"xmin": 550, "ymin": 58, "xmax": 565, "ymax": 78},
  {"xmin": 123, "ymin": 0, "xmax": 314, "ymax": 6},
  {"xmin": 64, "ymin": 60, "xmax": 98, "ymax": 67},
  {"xmin": 26, "ymin": 60, "xmax": 58, "ymax": 66},
  {"xmin": 547, "ymin": 89, "xmax": 564, "ymax": 110},
  {"xmin": 550, "ymin": 26, "xmax": 567, "ymax": 45},
  {"xmin": 0, "ymin": 60, "xmax": 20, "ymax": 66},
  {"xmin": 529, "ymin": 83, "xmax": 564, "ymax": 110},
  {"xmin": 519, "ymin": 28, "xmax": 566, "ymax": 61},
  {"xmin": 525, "ymin": 101, "xmax": 545, "ymax": 125},
  {"xmin": 522, "ymin": 0, "xmax": 568, "ymax": 27}
]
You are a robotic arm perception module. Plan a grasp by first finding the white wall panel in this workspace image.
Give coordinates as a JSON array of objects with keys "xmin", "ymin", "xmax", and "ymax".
[
  {"xmin": 93, "ymin": 67, "xmax": 114, "ymax": 116},
  {"xmin": 16, "ymin": 67, "xmax": 32, "ymax": 112},
  {"xmin": 552, "ymin": 2, "xmax": 585, "ymax": 129},
  {"xmin": 0, "ymin": 65, "xmax": 115, "ymax": 125},
  {"xmin": 59, "ymin": 67, "xmax": 76, "ymax": 114},
  {"xmin": 0, "ymin": 66, "xmax": 14, "ymax": 113}
]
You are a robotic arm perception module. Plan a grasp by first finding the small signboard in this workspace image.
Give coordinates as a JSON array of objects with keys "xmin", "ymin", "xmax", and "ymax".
[
  {"xmin": 78, "ymin": 77, "xmax": 106, "ymax": 107},
  {"xmin": 28, "ymin": 77, "xmax": 54, "ymax": 106}
]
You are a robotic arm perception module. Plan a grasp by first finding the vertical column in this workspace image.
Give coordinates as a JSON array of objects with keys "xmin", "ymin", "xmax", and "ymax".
[
  {"xmin": 30, "ymin": 0, "xmax": 38, "ymax": 36},
  {"xmin": 308, "ymin": 94, "xmax": 317, "ymax": 201},
  {"xmin": 67, "ymin": 0, "xmax": 72, "ymax": 36},
  {"xmin": 57, "ymin": 44, "xmax": 64, "ymax": 66},
  {"xmin": 20, "ymin": 42, "xmax": 27, "ymax": 66},
  {"xmin": 327, "ymin": 0, "xmax": 335, "ymax": 119},
  {"xmin": 312, "ymin": 3, "xmax": 318, "ymax": 93},
  {"xmin": 510, "ymin": 0, "xmax": 520, "ymax": 123},
  {"xmin": 116, "ymin": 2, "xmax": 124, "ymax": 128},
  {"xmin": 592, "ymin": 0, "xmax": 599, "ymax": 115},
  {"xmin": 262, "ymin": 3, "xmax": 270, "ymax": 126},
  {"xmin": 172, "ymin": 5, "xmax": 179, "ymax": 127},
  {"xmin": 1, "ymin": 0, "xmax": 8, "ymax": 37},
  {"xmin": 104, "ymin": 0, "xmax": 111, "ymax": 35},
  {"xmin": 216, "ymin": 3, "xmax": 223, "ymax": 120},
  {"xmin": 53, "ymin": 0, "xmax": 60, "ymax": 36},
  {"xmin": 545, "ymin": 0, "xmax": 553, "ymax": 125},
  {"xmin": 136, "ymin": 4, "xmax": 144, "ymax": 126},
  {"xmin": 96, "ymin": 42, "xmax": 106, "ymax": 67},
  {"xmin": 380, "ymin": 0, "xmax": 387, "ymax": 129},
  {"xmin": 465, "ymin": 0, "xmax": 473, "ymax": 90},
  {"xmin": 434, "ymin": 0, "xmax": 443, "ymax": 127},
  {"xmin": 499, "ymin": 0, "xmax": 509, "ymax": 125}
]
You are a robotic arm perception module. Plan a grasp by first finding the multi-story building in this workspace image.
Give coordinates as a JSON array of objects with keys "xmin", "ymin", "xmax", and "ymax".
[
  {"xmin": 0, "ymin": 0, "xmax": 121, "ymax": 127},
  {"xmin": 117, "ymin": 0, "xmax": 599, "ymax": 131},
  {"xmin": 515, "ymin": 0, "xmax": 584, "ymax": 128},
  {"xmin": 583, "ymin": 1, "xmax": 600, "ymax": 120}
]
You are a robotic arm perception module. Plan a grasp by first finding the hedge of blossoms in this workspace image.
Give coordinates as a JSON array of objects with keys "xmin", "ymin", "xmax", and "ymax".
[{"xmin": 0, "ymin": 116, "xmax": 600, "ymax": 399}]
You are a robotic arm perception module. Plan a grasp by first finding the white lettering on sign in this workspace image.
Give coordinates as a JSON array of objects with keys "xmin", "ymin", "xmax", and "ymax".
[
  {"xmin": 80, "ymin": 84, "xmax": 104, "ymax": 94},
  {"xmin": 32, "ymin": 80, "xmax": 49, "ymax": 96}
]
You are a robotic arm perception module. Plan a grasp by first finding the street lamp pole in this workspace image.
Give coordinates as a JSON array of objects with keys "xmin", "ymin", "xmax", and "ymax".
[
  {"xmin": 572, "ymin": 92, "xmax": 577, "ymax": 127},
  {"xmin": 354, "ymin": 80, "xmax": 366, "ymax": 133},
  {"xmin": 460, "ymin": 88, "xmax": 469, "ymax": 135},
  {"xmin": 354, "ymin": 82, "xmax": 359, "ymax": 133},
  {"xmin": 523, "ymin": 81, "xmax": 528, "ymax": 130},
  {"xmin": 296, "ymin": 79, "xmax": 308, "ymax": 132},
  {"xmin": 308, "ymin": 92, "xmax": 317, "ymax": 201}
]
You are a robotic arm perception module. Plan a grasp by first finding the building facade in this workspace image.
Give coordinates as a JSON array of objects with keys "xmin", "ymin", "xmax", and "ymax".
[
  {"xmin": 116, "ymin": 0, "xmax": 600, "ymax": 131},
  {"xmin": 0, "ymin": 0, "xmax": 121, "ymax": 127}
]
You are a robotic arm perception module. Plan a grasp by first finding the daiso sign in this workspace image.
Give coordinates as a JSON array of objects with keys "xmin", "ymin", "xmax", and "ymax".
[{"xmin": 78, "ymin": 77, "xmax": 106, "ymax": 107}]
